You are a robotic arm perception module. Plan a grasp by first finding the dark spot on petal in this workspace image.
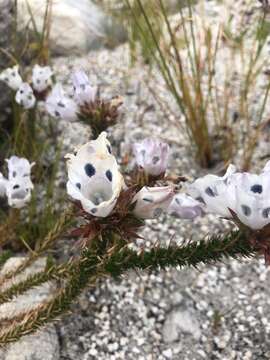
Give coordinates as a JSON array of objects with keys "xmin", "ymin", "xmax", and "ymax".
[
  {"xmin": 55, "ymin": 111, "xmax": 60, "ymax": 117},
  {"xmin": 250, "ymin": 184, "xmax": 263, "ymax": 194},
  {"xmin": 107, "ymin": 145, "xmax": 112, "ymax": 154},
  {"xmin": 152, "ymin": 156, "xmax": 160, "ymax": 164},
  {"xmin": 57, "ymin": 101, "xmax": 65, "ymax": 108},
  {"xmin": 196, "ymin": 196, "xmax": 206, "ymax": 205},
  {"xmin": 142, "ymin": 197, "xmax": 153, "ymax": 203},
  {"xmin": 76, "ymin": 183, "xmax": 81, "ymax": 190},
  {"xmin": 91, "ymin": 208, "xmax": 97, "ymax": 214},
  {"xmin": 13, "ymin": 171, "xmax": 17, "ymax": 177},
  {"xmin": 175, "ymin": 197, "xmax": 180, "ymax": 205},
  {"xmin": 106, "ymin": 170, "xmax": 112, "ymax": 182},
  {"xmin": 205, "ymin": 187, "xmax": 216, "ymax": 197},
  {"xmin": 13, "ymin": 184, "xmax": 19, "ymax": 189},
  {"xmin": 85, "ymin": 163, "xmax": 96, "ymax": 177},
  {"xmin": 241, "ymin": 205, "xmax": 251, "ymax": 216},
  {"xmin": 262, "ymin": 208, "xmax": 270, "ymax": 218},
  {"xmin": 141, "ymin": 149, "xmax": 146, "ymax": 157}
]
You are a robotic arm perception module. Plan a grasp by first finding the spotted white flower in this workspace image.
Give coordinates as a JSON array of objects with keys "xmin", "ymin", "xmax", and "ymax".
[
  {"xmin": 0, "ymin": 173, "xmax": 8, "ymax": 197},
  {"xmin": 6, "ymin": 156, "xmax": 35, "ymax": 180},
  {"xmin": 168, "ymin": 193, "xmax": 204, "ymax": 219},
  {"xmin": 132, "ymin": 185, "xmax": 174, "ymax": 219},
  {"xmin": 71, "ymin": 70, "xmax": 97, "ymax": 106},
  {"xmin": 188, "ymin": 164, "xmax": 237, "ymax": 218},
  {"xmin": 229, "ymin": 164, "xmax": 270, "ymax": 230},
  {"xmin": 32, "ymin": 64, "xmax": 53, "ymax": 93},
  {"xmin": 15, "ymin": 83, "xmax": 36, "ymax": 109},
  {"xmin": 133, "ymin": 138, "xmax": 170, "ymax": 176},
  {"xmin": 66, "ymin": 132, "xmax": 124, "ymax": 217},
  {"xmin": 0, "ymin": 65, "xmax": 23, "ymax": 91},
  {"xmin": 46, "ymin": 84, "xmax": 78, "ymax": 121},
  {"xmin": 6, "ymin": 176, "xmax": 34, "ymax": 209}
]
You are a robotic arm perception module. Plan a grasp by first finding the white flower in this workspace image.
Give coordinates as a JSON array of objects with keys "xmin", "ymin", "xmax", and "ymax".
[
  {"xmin": 168, "ymin": 193, "xmax": 204, "ymax": 219},
  {"xmin": 6, "ymin": 176, "xmax": 34, "ymax": 209},
  {"xmin": 188, "ymin": 164, "xmax": 237, "ymax": 218},
  {"xmin": 32, "ymin": 64, "xmax": 53, "ymax": 92},
  {"xmin": 0, "ymin": 65, "xmax": 23, "ymax": 91},
  {"xmin": 0, "ymin": 173, "xmax": 8, "ymax": 197},
  {"xmin": 132, "ymin": 185, "xmax": 175, "ymax": 219},
  {"xmin": 15, "ymin": 83, "xmax": 36, "ymax": 109},
  {"xmin": 46, "ymin": 84, "xmax": 78, "ymax": 121},
  {"xmin": 71, "ymin": 70, "xmax": 97, "ymax": 106},
  {"xmin": 6, "ymin": 156, "xmax": 35, "ymax": 180},
  {"xmin": 4, "ymin": 155, "xmax": 35, "ymax": 209},
  {"xmin": 133, "ymin": 138, "xmax": 170, "ymax": 176},
  {"xmin": 66, "ymin": 132, "xmax": 124, "ymax": 217},
  {"xmin": 230, "ymin": 167, "xmax": 270, "ymax": 230}
]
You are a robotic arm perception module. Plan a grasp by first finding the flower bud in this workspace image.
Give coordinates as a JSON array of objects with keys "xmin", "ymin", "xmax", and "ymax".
[
  {"xmin": 66, "ymin": 132, "xmax": 124, "ymax": 217},
  {"xmin": 46, "ymin": 84, "xmax": 78, "ymax": 121},
  {"xmin": 15, "ymin": 83, "xmax": 36, "ymax": 109},
  {"xmin": 32, "ymin": 64, "xmax": 53, "ymax": 93},
  {"xmin": 168, "ymin": 193, "xmax": 204, "ymax": 219},
  {"xmin": 132, "ymin": 185, "xmax": 174, "ymax": 219},
  {"xmin": 6, "ymin": 176, "xmax": 34, "ymax": 208},
  {"xmin": 71, "ymin": 70, "xmax": 97, "ymax": 106},
  {"xmin": 133, "ymin": 138, "xmax": 169, "ymax": 176},
  {"xmin": 6, "ymin": 156, "xmax": 35, "ymax": 180},
  {"xmin": 0, "ymin": 65, "xmax": 23, "ymax": 91}
]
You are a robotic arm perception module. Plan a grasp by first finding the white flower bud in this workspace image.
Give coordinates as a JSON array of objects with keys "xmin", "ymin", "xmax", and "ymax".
[
  {"xmin": 0, "ymin": 65, "xmax": 23, "ymax": 91},
  {"xmin": 46, "ymin": 84, "xmax": 78, "ymax": 121},
  {"xmin": 71, "ymin": 70, "xmax": 97, "ymax": 105},
  {"xmin": 15, "ymin": 83, "xmax": 36, "ymax": 109},
  {"xmin": 168, "ymin": 193, "xmax": 204, "ymax": 219},
  {"xmin": 132, "ymin": 185, "xmax": 174, "ymax": 219},
  {"xmin": 32, "ymin": 64, "xmax": 53, "ymax": 92}
]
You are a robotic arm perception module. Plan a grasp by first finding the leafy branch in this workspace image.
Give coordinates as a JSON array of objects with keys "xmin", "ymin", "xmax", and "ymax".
[{"xmin": 0, "ymin": 229, "xmax": 255, "ymax": 345}]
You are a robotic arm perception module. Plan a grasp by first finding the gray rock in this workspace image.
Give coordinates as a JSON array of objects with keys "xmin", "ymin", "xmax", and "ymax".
[
  {"xmin": 17, "ymin": 0, "xmax": 126, "ymax": 56},
  {"xmin": 163, "ymin": 307, "xmax": 202, "ymax": 343},
  {"xmin": 0, "ymin": 257, "xmax": 59, "ymax": 360}
]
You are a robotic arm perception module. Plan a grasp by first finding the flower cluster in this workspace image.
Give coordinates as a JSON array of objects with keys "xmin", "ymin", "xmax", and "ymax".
[
  {"xmin": 0, "ymin": 64, "xmax": 53, "ymax": 109},
  {"xmin": 0, "ymin": 156, "xmax": 35, "ymax": 208}
]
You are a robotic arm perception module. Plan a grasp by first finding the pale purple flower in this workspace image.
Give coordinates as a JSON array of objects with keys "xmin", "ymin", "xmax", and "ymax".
[
  {"xmin": 32, "ymin": 64, "xmax": 53, "ymax": 92},
  {"xmin": 46, "ymin": 84, "xmax": 78, "ymax": 121},
  {"xmin": 168, "ymin": 193, "xmax": 204, "ymax": 219},
  {"xmin": 6, "ymin": 156, "xmax": 35, "ymax": 180},
  {"xmin": 133, "ymin": 138, "xmax": 169, "ymax": 176},
  {"xmin": 66, "ymin": 132, "xmax": 124, "ymax": 217},
  {"xmin": 15, "ymin": 83, "xmax": 36, "ymax": 109},
  {"xmin": 0, "ymin": 65, "xmax": 23, "ymax": 91},
  {"xmin": 132, "ymin": 185, "xmax": 174, "ymax": 219},
  {"xmin": 71, "ymin": 70, "xmax": 97, "ymax": 106}
]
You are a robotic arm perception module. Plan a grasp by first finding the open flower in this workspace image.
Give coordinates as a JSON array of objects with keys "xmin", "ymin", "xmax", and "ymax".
[
  {"xmin": 71, "ymin": 70, "xmax": 97, "ymax": 106},
  {"xmin": 6, "ymin": 176, "xmax": 34, "ymax": 208},
  {"xmin": 168, "ymin": 193, "xmax": 204, "ymax": 219},
  {"xmin": 6, "ymin": 156, "xmax": 35, "ymax": 180},
  {"xmin": 46, "ymin": 84, "xmax": 78, "ymax": 121},
  {"xmin": 230, "ymin": 166, "xmax": 270, "ymax": 230},
  {"xmin": 132, "ymin": 185, "xmax": 174, "ymax": 219},
  {"xmin": 133, "ymin": 138, "xmax": 169, "ymax": 176},
  {"xmin": 15, "ymin": 83, "xmax": 36, "ymax": 109},
  {"xmin": 188, "ymin": 164, "xmax": 237, "ymax": 218},
  {"xmin": 66, "ymin": 132, "xmax": 124, "ymax": 217},
  {"xmin": 32, "ymin": 64, "xmax": 53, "ymax": 93},
  {"xmin": 0, "ymin": 65, "xmax": 23, "ymax": 91}
]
